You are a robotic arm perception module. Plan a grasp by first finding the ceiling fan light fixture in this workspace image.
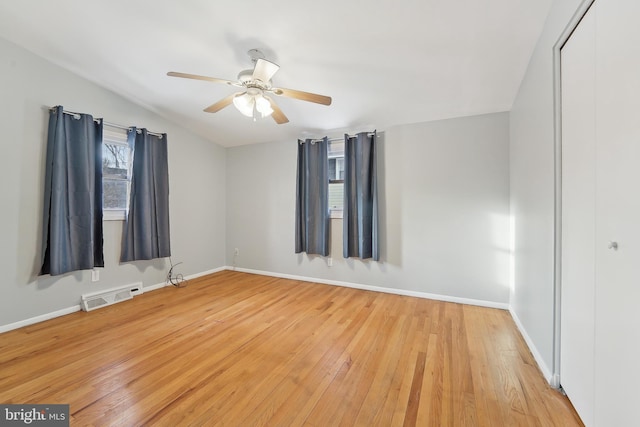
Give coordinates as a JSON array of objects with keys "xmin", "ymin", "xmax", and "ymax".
[
  {"xmin": 232, "ymin": 93, "xmax": 254, "ymax": 117},
  {"xmin": 255, "ymin": 95, "xmax": 274, "ymax": 117},
  {"xmin": 233, "ymin": 91, "xmax": 274, "ymax": 119}
]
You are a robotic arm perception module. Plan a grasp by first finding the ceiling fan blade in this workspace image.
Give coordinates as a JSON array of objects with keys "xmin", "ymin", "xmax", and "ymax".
[
  {"xmin": 270, "ymin": 87, "xmax": 332, "ymax": 106},
  {"xmin": 252, "ymin": 58, "xmax": 280, "ymax": 83},
  {"xmin": 167, "ymin": 71, "xmax": 238, "ymax": 86},
  {"xmin": 203, "ymin": 93, "xmax": 240, "ymax": 113},
  {"xmin": 266, "ymin": 97, "xmax": 289, "ymax": 124}
]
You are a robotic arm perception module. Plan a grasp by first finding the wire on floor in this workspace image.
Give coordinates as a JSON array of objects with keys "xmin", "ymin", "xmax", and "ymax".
[{"xmin": 167, "ymin": 257, "xmax": 186, "ymax": 287}]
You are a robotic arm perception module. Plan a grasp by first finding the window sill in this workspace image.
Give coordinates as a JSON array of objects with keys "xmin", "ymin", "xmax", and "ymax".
[
  {"xmin": 330, "ymin": 209, "xmax": 343, "ymax": 219},
  {"xmin": 103, "ymin": 210, "xmax": 126, "ymax": 221}
]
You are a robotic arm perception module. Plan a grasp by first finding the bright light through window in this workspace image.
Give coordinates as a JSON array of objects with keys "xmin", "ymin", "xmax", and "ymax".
[
  {"xmin": 328, "ymin": 140, "xmax": 344, "ymax": 217},
  {"xmin": 102, "ymin": 128, "xmax": 133, "ymax": 220}
]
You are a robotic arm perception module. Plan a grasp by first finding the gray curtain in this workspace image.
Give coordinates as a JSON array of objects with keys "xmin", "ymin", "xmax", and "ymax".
[
  {"xmin": 120, "ymin": 128, "xmax": 171, "ymax": 262},
  {"xmin": 295, "ymin": 138, "xmax": 330, "ymax": 256},
  {"xmin": 343, "ymin": 131, "xmax": 379, "ymax": 260},
  {"xmin": 40, "ymin": 106, "xmax": 104, "ymax": 276}
]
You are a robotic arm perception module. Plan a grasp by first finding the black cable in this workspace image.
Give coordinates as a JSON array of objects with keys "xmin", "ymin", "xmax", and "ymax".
[{"xmin": 167, "ymin": 257, "xmax": 185, "ymax": 287}]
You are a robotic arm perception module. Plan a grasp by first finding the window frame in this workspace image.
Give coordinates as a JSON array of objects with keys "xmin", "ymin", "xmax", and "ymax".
[
  {"xmin": 102, "ymin": 128, "xmax": 133, "ymax": 221},
  {"xmin": 328, "ymin": 140, "xmax": 345, "ymax": 219}
]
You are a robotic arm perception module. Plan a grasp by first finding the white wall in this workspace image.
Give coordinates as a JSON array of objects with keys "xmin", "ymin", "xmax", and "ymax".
[
  {"xmin": 509, "ymin": 0, "xmax": 585, "ymax": 379},
  {"xmin": 0, "ymin": 37, "xmax": 227, "ymax": 328},
  {"xmin": 226, "ymin": 112, "xmax": 511, "ymax": 305}
]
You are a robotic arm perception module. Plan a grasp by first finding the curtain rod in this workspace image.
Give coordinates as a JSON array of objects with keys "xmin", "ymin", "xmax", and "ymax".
[
  {"xmin": 52, "ymin": 107, "xmax": 164, "ymax": 139},
  {"xmin": 100, "ymin": 119, "xmax": 164, "ymax": 139},
  {"xmin": 300, "ymin": 132, "xmax": 377, "ymax": 144}
]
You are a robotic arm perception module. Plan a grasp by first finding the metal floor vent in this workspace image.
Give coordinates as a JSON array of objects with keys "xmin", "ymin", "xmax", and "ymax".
[{"xmin": 81, "ymin": 282, "xmax": 143, "ymax": 312}]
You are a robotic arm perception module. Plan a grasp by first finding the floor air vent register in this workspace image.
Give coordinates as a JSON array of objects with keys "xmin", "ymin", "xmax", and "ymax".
[{"xmin": 81, "ymin": 283, "xmax": 143, "ymax": 312}]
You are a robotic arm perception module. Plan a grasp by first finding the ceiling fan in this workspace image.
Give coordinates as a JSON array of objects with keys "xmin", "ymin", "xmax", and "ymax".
[{"xmin": 167, "ymin": 49, "xmax": 332, "ymax": 124}]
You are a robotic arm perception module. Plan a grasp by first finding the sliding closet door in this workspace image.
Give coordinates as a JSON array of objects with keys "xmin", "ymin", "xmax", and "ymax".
[
  {"xmin": 593, "ymin": 0, "xmax": 640, "ymax": 424},
  {"xmin": 560, "ymin": 5, "xmax": 596, "ymax": 426},
  {"xmin": 562, "ymin": 1, "xmax": 640, "ymax": 425}
]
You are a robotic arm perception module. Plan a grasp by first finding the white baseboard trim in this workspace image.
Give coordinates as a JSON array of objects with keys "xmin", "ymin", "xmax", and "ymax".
[
  {"xmin": 227, "ymin": 266, "xmax": 510, "ymax": 310},
  {"xmin": 4, "ymin": 265, "xmax": 556, "ymax": 389},
  {"xmin": 1, "ymin": 265, "xmax": 515, "ymax": 337},
  {"xmin": 0, "ymin": 266, "xmax": 228, "ymax": 334},
  {"xmin": 509, "ymin": 307, "xmax": 554, "ymax": 384},
  {"xmin": 143, "ymin": 266, "xmax": 228, "ymax": 292},
  {"xmin": 0, "ymin": 305, "xmax": 81, "ymax": 334},
  {"xmin": 550, "ymin": 373, "xmax": 561, "ymax": 389}
]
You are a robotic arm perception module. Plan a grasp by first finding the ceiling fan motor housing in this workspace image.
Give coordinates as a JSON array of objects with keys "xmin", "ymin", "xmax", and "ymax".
[{"xmin": 237, "ymin": 69, "xmax": 254, "ymax": 83}]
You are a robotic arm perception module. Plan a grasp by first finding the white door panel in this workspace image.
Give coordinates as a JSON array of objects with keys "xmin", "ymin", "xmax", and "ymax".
[
  {"xmin": 562, "ymin": 1, "xmax": 640, "ymax": 425},
  {"xmin": 594, "ymin": 1, "xmax": 640, "ymax": 424},
  {"xmin": 560, "ymin": 4, "xmax": 596, "ymax": 426}
]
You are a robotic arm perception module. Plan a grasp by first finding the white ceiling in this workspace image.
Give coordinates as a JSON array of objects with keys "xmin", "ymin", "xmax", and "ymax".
[{"xmin": 0, "ymin": 0, "xmax": 552, "ymax": 148}]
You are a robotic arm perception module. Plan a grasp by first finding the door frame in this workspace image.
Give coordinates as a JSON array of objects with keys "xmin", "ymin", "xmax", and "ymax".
[{"xmin": 552, "ymin": 0, "xmax": 596, "ymax": 389}]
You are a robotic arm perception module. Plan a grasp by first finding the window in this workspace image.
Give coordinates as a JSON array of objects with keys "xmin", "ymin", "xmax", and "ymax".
[
  {"xmin": 328, "ymin": 139, "xmax": 344, "ymax": 218},
  {"xmin": 102, "ymin": 127, "xmax": 133, "ymax": 221}
]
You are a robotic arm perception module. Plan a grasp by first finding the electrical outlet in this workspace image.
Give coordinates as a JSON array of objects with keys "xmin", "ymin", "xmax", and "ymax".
[
  {"xmin": 328, "ymin": 257, "xmax": 333, "ymax": 267},
  {"xmin": 91, "ymin": 269, "xmax": 99, "ymax": 282},
  {"xmin": 234, "ymin": 248, "xmax": 240, "ymax": 256}
]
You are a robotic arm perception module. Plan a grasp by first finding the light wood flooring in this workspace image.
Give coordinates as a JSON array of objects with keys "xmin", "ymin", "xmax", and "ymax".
[{"xmin": 0, "ymin": 271, "xmax": 582, "ymax": 426}]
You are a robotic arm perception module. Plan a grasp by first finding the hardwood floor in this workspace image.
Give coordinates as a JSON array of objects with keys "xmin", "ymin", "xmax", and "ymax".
[{"xmin": 0, "ymin": 271, "xmax": 582, "ymax": 426}]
